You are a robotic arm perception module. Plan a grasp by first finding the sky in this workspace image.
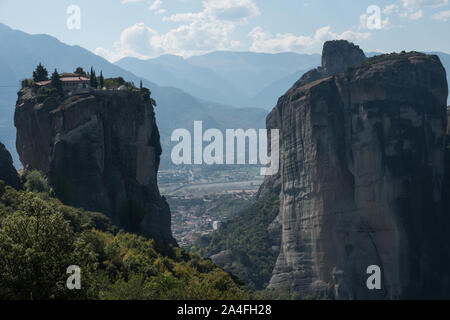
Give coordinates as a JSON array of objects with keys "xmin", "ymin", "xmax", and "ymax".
[{"xmin": 0, "ymin": 0, "xmax": 449, "ymax": 62}]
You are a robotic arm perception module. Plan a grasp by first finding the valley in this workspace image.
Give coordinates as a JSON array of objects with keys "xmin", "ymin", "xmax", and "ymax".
[{"xmin": 159, "ymin": 165, "xmax": 262, "ymax": 246}]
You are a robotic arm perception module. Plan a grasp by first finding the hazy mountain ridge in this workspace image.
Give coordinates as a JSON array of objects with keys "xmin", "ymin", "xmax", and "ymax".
[
  {"xmin": 116, "ymin": 55, "xmax": 251, "ymax": 108},
  {"xmin": 116, "ymin": 52, "xmax": 322, "ymax": 110},
  {"xmin": 117, "ymin": 50, "xmax": 450, "ymax": 112},
  {"xmin": 0, "ymin": 22, "xmax": 448, "ymax": 171},
  {"xmin": 0, "ymin": 23, "xmax": 267, "ymax": 168},
  {"xmin": 187, "ymin": 51, "xmax": 321, "ymax": 97}
]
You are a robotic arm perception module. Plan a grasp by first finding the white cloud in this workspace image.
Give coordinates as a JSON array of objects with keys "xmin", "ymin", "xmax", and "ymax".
[
  {"xmin": 97, "ymin": 0, "xmax": 260, "ymax": 61},
  {"xmin": 95, "ymin": 23, "xmax": 157, "ymax": 62},
  {"xmin": 122, "ymin": 0, "xmax": 144, "ymax": 4},
  {"xmin": 398, "ymin": 0, "xmax": 447, "ymax": 20},
  {"xmin": 383, "ymin": 4, "xmax": 399, "ymax": 15},
  {"xmin": 163, "ymin": 12, "xmax": 206, "ymax": 23},
  {"xmin": 433, "ymin": 9, "xmax": 450, "ymax": 20},
  {"xmin": 149, "ymin": 0, "xmax": 162, "ymax": 11},
  {"xmin": 409, "ymin": 9, "xmax": 424, "ymax": 19},
  {"xmin": 249, "ymin": 26, "xmax": 370, "ymax": 54},
  {"xmin": 149, "ymin": 0, "xmax": 166, "ymax": 15},
  {"xmin": 203, "ymin": 0, "xmax": 260, "ymax": 21},
  {"xmin": 163, "ymin": 0, "xmax": 259, "ymax": 22},
  {"xmin": 399, "ymin": 8, "xmax": 424, "ymax": 19},
  {"xmin": 401, "ymin": 0, "xmax": 448, "ymax": 8}
]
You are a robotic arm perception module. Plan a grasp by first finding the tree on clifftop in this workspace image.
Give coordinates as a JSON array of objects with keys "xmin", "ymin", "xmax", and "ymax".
[
  {"xmin": 141, "ymin": 87, "xmax": 157, "ymax": 107},
  {"xmin": 90, "ymin": 67, "xmax": 98, "ymax": 88},
  {"xmin": 33, "ymin": 63, "xmax": 48, "ymax": 82},
  {"xmin": 99, "ymin": 71, "xmax": 104, "ymax": 89},
  {"xmin": 51, "ymin": 69, "xmax": 63, "ymax": 96}
]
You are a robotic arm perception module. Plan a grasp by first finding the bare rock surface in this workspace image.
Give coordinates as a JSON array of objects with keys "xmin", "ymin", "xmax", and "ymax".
[
  {"xmin": 0, "ymin": 141, "xmax": 20, "ymax": 189},
  {"xmin": 14, "ymin": 88, "xmax": 175, "ymax": 244},
  {"xmin": 261, "ymin": 41, "xmax": 450, "ymax": 299}
]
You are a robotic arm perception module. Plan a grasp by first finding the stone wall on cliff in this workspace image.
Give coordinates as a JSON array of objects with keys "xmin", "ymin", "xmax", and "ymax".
[
  {"xmin": 262, "ymin": 41, "xmax": 450, "ymax": 299},
  {"xmin": 14, "ymin": 88, "xmax": 175, "ymax": 244}
]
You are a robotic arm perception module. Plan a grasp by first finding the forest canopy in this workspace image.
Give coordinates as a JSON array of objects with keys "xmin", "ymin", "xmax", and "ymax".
[{"xmin": 0, "ymin": 177, "xmax": 250, "ymax": 300}]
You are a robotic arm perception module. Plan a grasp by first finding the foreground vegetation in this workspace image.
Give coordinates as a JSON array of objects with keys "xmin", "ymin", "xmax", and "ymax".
[
  {"xmin": 193, "ymin": 194, "xmax": 280, "ymax": 291},
  {"xmin": 0, "ymin": 172, "xmax": 251, "ymax": 300}
]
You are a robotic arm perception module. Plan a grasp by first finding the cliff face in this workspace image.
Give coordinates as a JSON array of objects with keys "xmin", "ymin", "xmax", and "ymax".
[
  {"xmin": 15, "ymin": 88, "xmax": 175, "ymax": 244},
  {"xmin": 0, "ymin": 141, "xmax": 20, "ymax": 189},
  {"xmin": 258, "ymin": 41, "xmax": 366, "ymax": 200},
  {"xmin": 263, "ymin": 41, "xmax": 450, "ymax": 299}
]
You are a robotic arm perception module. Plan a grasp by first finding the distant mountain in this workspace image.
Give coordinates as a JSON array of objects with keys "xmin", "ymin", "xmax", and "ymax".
[
  {"xmin": 116, "ymin": 51, "xmax": 321, "ymax": 110},
  {"xmin": 2, "ymin": 22, "xmax": 448, "ymax": 169},
  {"xmin": 0, "ymin": 23, "xmax": 267, "ymax": 168},
  {"xmin": 116, "ymin": 55, "xmax": 251, "ymax": 107},
  {"xmin": 250, "ymin": 69, "xmax": 309, "ymax": 110},
  {"xmin": 187, "ymin": 51, "xmax": 321, "ymax": 98},
  {"xmin": 119, "ymin": 50, "xmax": 450, "ymax": 111}
]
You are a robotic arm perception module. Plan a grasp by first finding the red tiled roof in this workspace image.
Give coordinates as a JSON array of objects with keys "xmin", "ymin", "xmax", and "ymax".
[
  {"xmin": 36, "ymin": 80, "xmax": 51, "ymax": 86},
  {"xmin": 36, "ymin": 77, "xmax": 88, "ymax": 86},
  {"xmin": 60, "ymin": 77, "xmax": 89, "ymax": 82}
]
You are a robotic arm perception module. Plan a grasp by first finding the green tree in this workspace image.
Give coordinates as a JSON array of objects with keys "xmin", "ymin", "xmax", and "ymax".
[
  {"xmin": 0, "ymin": 193, "xmax": 97, "ymax": 299},
  {"xmin": 99, "ymin": 71, "xmax": 104, "ymax": 89},
  {"xmin": 51, "ymin": 69, "xmax": 63, "ymax": 96},
  {"xmin": 0, "ymin": 182, "xmax": 251, "ymax": 300},
  {"xmin": 32, "ymin": 63, "xmax": 49, "ymax": 82},
  {"xmin": 24, "ymin": 170, "xmax": 51, "ymax": 193},
  {"xmin": 141, "ymin": 87, "xmax": 157, "ymax": 107},
  {"xmin": 90, "ymin": 67, "xmax": 98, "ymax": 88},
  {"xmin": 193, "ymin": 194, "xmax": 280, "ymax": 291}
]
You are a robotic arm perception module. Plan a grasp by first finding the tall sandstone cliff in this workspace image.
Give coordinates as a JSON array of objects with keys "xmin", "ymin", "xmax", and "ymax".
[
  {"xmin": 0, "ymin": 140, "xmax": 20, "ymax": 189},
  {"xmin": 14, "ymin": 88, "xmax": 175, "ymax": 244},
  {"xmin": 261, "ymin": 40, "xmax": 450, "ymax": 299}
]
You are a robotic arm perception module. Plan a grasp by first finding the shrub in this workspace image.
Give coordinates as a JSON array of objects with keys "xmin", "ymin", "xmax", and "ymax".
[
  {"xmin": 0, "ymin": 180, "xmax": 250, "ymax": 300},
  {"xmin": 36, "ymin": 86, "xmax": 58, "ymax": 103},
  {"xmin": 104, "ymin": 77, "xmax": 137, "ymax": 90},
  {"xmin": 193, "ymin": 194, "xmax": 280, "ymax": 290},
  {"xmin": 21, "ymin": 78, "xmax": 35, "ymax": 88},
  {"xmin": 24, "ymin": 170, "xmax": 51, "ymax": 193}
]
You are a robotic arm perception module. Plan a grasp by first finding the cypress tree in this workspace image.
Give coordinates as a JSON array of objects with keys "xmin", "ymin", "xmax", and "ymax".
[
  {"xmin": 51, "ymin": 69, "xmax": 63, "ymax": 96},
  {"xmin": 99, "ymin": 71, "xmax": 104, "ymax": 89},
  {"xmin": 33, "ymin": 63, "xmax": 49, "ymax": 82},
  {"xmin": 90, "ymin": 67, "xmax": 98, "ymax": 88}
]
